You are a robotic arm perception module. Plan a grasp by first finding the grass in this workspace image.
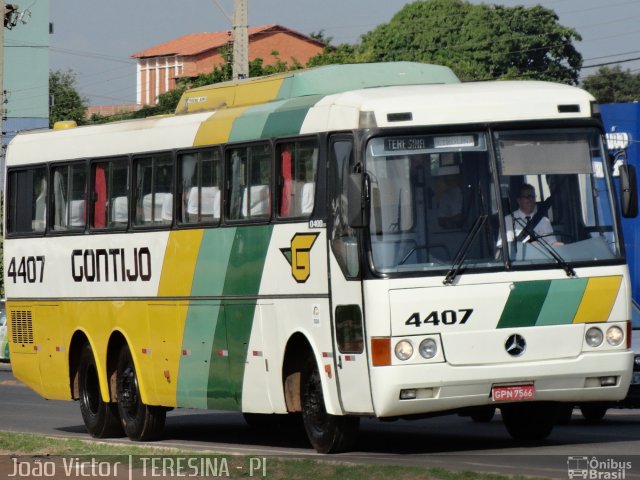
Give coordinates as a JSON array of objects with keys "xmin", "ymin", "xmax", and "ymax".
[{"xmin": 0, "ymin": 431, "xmax": 544, "ymax": 480}]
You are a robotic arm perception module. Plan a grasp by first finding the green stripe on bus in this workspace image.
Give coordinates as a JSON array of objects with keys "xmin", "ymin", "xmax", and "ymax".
[
  {"xmin": 177, "ymin": 228, "xmax": 236, "ymax": 408},
  {"xmin": 191, "ymin": 228, "xmax": 237, "ymax": 297},
  {"xmin": 261, "ymin": 95, "xmax": 323, "ymax": 138},
  {"xmin": 222, "ymin": 226, "xmax": 273, "ymax": 295},
  {"xmin": 207, "ymin": 308, "xmax": 236, "ymax": 410},
  {"xmin": 177, "ymin": 302, "xmax": 222, "ymax": 409},
  {"xmin": 228, "ymin": 102, "xmax": 281, "ymax": 143},
  {"xmin": 497, "ymin": 280, "xmax": 551, "ymax": 328},
  {"xmin": 535, "ymin": 278, "xmax": 588, "ymax": 326},
  {"xmin": 205, "ymin": 225, "xmax": 273, "ymax": 409}
]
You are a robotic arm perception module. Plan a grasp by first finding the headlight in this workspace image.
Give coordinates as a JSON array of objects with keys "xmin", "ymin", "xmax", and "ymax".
[
  {"xmin": 634, "ymin": 356, "xmax": 640, "ymax": 368},
  {"xmin": 394, "ymin": 340, "xmax": 413, "ymax": 361},
  {"xmin": 419, "ymin": 338, "xmax": 438, "ymax": 359},
  {"xmin": 605, "ymin": 326, "xmax": 624, "ymax": 346},
  {"xmin": 586, "ymin": 327, "xmax": 604, "ymax": 347}
]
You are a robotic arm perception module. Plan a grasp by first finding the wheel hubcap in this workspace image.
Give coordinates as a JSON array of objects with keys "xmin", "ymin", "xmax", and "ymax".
[{"xmin": 118, "ymin": 365, "xmax": 139, "ymax": 418}]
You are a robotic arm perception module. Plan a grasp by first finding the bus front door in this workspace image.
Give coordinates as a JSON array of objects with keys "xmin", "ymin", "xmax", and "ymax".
[{"xmin": 328, "ymin": 135, "xmax": 374, "ymax": 414}]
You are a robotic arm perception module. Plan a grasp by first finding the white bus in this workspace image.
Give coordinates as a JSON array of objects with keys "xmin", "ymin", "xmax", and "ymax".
[{"xmin": 4, "ymin": 62, "xmax": 636, "ymax": 453}]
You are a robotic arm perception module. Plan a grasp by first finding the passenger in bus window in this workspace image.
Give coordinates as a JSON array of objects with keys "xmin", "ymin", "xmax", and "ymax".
[
  {"xmin": 501, "ymin": 183, "xmax": 560, "ymax": 245},
  {"xmin": 33, "ymin": 174, "xmax": 47, "ymax": 231}
]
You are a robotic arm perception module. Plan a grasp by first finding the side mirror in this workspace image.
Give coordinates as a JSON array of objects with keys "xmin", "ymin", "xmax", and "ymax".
[
  {"xmin": 347, "ymin": 172, "xmax": 368, "ymax": 228},
  {"xmin": 619, "ymin": 164, "xmax": 638, "ymax": 218}
]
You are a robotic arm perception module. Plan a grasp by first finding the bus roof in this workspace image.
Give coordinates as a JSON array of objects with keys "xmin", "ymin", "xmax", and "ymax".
[
  {"xmin": 6, "ymin": 66, "xmax": 596, "ymax": 166},
  {"xmin": 176, "ymin": 62, "xmax": 460, "ymax": 114},
  {"xmin": 300, "ymin": 80, "xmax": 596, "ymax": 133}
]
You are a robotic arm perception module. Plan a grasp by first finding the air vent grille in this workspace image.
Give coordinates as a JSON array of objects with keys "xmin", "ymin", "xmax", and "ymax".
[{"xmin": 11, "ymin": 310, "xmax": 34, "ymax": 344}]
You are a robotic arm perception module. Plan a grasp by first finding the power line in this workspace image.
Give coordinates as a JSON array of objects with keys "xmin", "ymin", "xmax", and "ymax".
[{"xmin": 583, "ymin": 56, "xmax": 640, "ymax": 69}]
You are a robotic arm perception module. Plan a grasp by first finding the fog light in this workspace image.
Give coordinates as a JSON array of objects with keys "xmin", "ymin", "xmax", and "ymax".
[
  {"xmin": 419, "ymin": 338, "xmax": 438, "ymax": 359},
  {"xmin": 586, "ymin": 327, "xmax": 604, "ymax": 347},
  {"xmin": 395, "ymin": 340, "xmax": 414, "ymax": 361},
  {"xmin": 600, "ymin": 376, "xmax": 617, "ymax": 387},
  {"xmin": 400, "ymin": 389, "xmax": 417, "ymax": 400},
  {"xmin": 606, "ymin": 326, "xmax": 624, "ymax": 346}
]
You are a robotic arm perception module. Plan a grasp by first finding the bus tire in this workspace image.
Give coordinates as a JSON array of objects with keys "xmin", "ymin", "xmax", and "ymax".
[
  {"xmin": 501, "ymin": 403, "xmax": 556, "ymax": 441},
  {"xmin": 116, "ymin": 345, "xmax": 165, "ymax": 441},
  {"xmin": 580, "ymin": 405, "xmax": 608, "ymax": 423},
  {"xmin": 300, "ymin": 359, "xmax": 359, "ymax": 453},
  {"xmin": 78, "ymin": 343, "xmax": 123, "ymax": 438}
]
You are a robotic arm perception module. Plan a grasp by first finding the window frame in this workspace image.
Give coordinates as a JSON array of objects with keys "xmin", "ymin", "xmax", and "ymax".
[
  {"xmin": 49, "ymin": 160, "xmax": 89, "ymax": 235},
  {"xmin": 131, "ymin": 151, "xmax": 175, "ymax": 229},
  {"xmin": 274, "ymin": 136, "xmax": 320, "ymax": 221},
  {"xmin": 224, "ymin": 141, "xmax": 273, "ymax": 224},
  {"xmin": 176, "ymin": 146, "xmax": 223, "ymax": 227},
  {"xmin": 5, "ymin": 164, "xmax": 49, "ymax": 237},
  {"xmin": 89, "ymin": 156, "xmax": 131, "ymax": 232}
]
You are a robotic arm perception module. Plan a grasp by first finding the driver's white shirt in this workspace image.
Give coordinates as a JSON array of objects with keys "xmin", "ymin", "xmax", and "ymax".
[{"xmin": 500, "ymin": 208, "xmax": 556, "ymax": 245}]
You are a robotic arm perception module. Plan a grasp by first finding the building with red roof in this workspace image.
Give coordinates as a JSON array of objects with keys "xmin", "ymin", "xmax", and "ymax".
[{"xmin": 131, "ymin": 24, "xmax": 326, "ymax": 105}]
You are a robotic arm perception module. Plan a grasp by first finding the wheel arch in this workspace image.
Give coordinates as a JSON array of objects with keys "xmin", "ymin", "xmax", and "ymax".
[
  {"xmin": 68, "ymin": 329, "xmax": 111, "ymax": 403},
  {"xmin": 106, "ymin": 331, "xmax": 128, "ymax": 403},
  {"xmin": 281, "ymin": 330, "xmax": 340, "ymax": 414},
  {"xmin": 68, "ymin": 330, "xmax": 89, "ymax": 400}
]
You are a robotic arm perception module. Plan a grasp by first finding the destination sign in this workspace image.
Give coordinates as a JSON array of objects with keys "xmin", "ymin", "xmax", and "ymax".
[
  {"xmin": 384, "ymin": 135, "xmax": 477, "ymax": 153},
  {"xmin": 384, "ymin": 137, "xmax": 428, "ymax": 151}
]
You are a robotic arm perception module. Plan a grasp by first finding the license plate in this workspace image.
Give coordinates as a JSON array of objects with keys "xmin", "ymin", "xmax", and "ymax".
[
  {"xmin": 633, "ymin": 372, "xmax": 640, "ymax": 385},
  {"xmin": 492, "ymin": 384, "xmax": 535, "ymax": 402}
]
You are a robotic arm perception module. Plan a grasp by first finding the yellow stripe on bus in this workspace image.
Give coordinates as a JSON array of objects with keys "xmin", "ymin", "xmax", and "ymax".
[
  {"xmin": 573, "ymin": 276, "xmax": 622, "ymax": 323},
  {"xmin": 158, "ymin": 230, "xmax": 204, "ymax": 297},
  {"xmin": 193, "ymin": 108, "xmax": 249, "ymax": 146}
]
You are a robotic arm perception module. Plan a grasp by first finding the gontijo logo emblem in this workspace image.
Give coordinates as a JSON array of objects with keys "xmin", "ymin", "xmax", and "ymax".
[{"xmin": 280, "ymin": 233, "xmax": 319, "ymax": 283}]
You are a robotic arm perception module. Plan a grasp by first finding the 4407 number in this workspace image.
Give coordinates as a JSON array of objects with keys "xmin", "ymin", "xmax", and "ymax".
[
  {"xmin": 405, "ymin": 308, "xmax": 473, "ymax": 328},
  {"xmin": 7, "ymin": 256, "xmax": 45, "ymax": 283}
]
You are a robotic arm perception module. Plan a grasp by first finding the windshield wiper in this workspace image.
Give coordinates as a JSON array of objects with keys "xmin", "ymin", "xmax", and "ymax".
[
  {"xmin": 443, "ymin": 215, "xmax": 488, "ymax": 285},
  {"xmin": 513, "ymin": 217, "xmax": 576, "ymax": 277}
]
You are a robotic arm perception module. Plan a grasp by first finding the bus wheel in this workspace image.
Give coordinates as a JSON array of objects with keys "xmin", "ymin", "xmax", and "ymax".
[
  {"xmin": 580, "ymin": 405, "xmax": 608, "ymax": 423},
  {"xmin": 116, "ymin": 345, "xmax": 166, "ymax": 441},
  {"xmin": 300, "ymin": 359, "xmax": 359, "ymax": 453},
  {"xmin": 77, "ymin": 343, "xmax": 123, "ymax": 438},
  {"xmin": 501, "ymin": 403, "xmax": 556, "ymax": 441}
]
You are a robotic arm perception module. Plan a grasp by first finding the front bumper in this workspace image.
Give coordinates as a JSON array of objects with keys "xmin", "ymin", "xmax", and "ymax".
[{"xmin": 370, "ymin": 351, "xmax": 633, "ymax": 417}]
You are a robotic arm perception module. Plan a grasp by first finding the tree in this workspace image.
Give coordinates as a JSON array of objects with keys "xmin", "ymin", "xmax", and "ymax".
[
  {"xmin": 356, "ymin": 0, "xmax": 582, "ymax": 84},
  {"xmin": 49, "ymin": 70, "xmax": 88, "ymax": 127},
  {"xmin": 306, "ymin": 44, "xmax": 357, "ymax": 67},
  {"xmin": 581, "ymin": 66, "xmax": 640, "ymax": 103}
]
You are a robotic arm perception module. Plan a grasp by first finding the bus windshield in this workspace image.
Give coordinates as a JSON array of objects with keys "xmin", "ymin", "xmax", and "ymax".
[{"xmin": 366, "ymin": 128, "xmax": 623, "ymax": 275}]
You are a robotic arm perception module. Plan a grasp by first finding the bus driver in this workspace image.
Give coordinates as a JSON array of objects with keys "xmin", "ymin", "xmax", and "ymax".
[{"xmin": 501, "ymin": 183, "xmax": 559, "ymax": 246}]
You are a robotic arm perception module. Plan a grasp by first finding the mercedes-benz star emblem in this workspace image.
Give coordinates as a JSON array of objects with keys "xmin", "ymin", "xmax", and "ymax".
[{"xmin": 505, "ymin": 334, "xmax": 526, "ymax": 357}]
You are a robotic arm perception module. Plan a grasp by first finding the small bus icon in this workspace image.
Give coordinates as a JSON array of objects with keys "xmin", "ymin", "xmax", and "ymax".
[{"xmin": 567, "ymin": 456, "xmax": 589, "ymax": 479}]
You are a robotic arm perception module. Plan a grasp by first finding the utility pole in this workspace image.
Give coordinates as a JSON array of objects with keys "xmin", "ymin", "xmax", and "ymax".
[{"xmin": 232, "ymin": 0, "xmax": 248, "ymax": 80}]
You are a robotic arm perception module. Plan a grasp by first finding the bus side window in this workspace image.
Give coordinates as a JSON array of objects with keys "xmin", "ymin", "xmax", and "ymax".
[
  {"xmin": 277, "ymin": 139, "xmax": 318, "ymax": 218},
  {"xmin": 91, "ymin": 158, "xmax": 129, "ymax": 230},
  {"xmin": 329, "ymin": 138, "xmax": 359, "ymax": 278},
  {"xmin": 52, "ymin": 163, "xmax": 87, "ymax": 231},
  {"xmin": 133, "ymin": 153, "xmax": 173, "ymax": 227},
  {"xmin": 6, "ymin": 166, "xmax": 47, "ymax": 234},
  {"xmin": 226, "ymin": 143, "xmax": 271, "ymax": 222},
  {"xmin": 335, "ymin": 305, "xmax": 364, "ymax": 354},
  {"xmin": 179, "ymin": 148, "xmax": 222, "ymax": 225}
]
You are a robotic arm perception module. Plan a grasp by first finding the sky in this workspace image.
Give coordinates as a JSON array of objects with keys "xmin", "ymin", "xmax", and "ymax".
[{"xmin": 47, "ymin": 0, "xmax": 640, "ymax": 106}]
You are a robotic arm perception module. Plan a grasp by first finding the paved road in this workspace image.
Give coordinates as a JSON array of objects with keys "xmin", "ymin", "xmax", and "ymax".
[{"xmin": 1, "ymin": 363, "xmax": 639, "ymax": 479}]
